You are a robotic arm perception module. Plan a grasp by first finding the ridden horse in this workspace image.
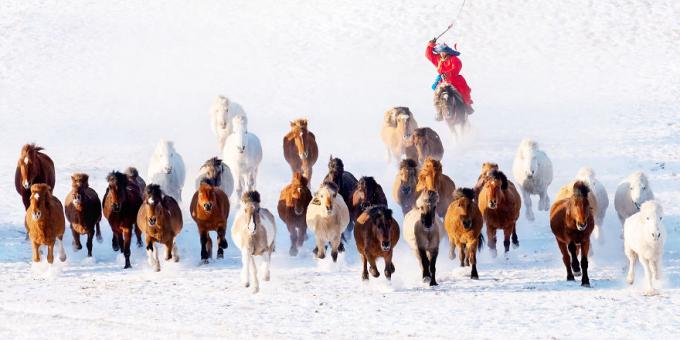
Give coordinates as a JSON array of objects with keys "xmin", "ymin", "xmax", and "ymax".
[
  {"xmin": 381, "ymin": 107, "xmax": 419, "ymax": 164},
  {"xmin": 222, "ymin": 116, "xmax": 263, "ymax": 206},
  {"xmin": 277, "ymin": 172, "xmax": 313, "ymax": 256},
  {"xmin": 473, "ymin": 162, "xmax": 499, "ymax": 201},
  {"xmin": 195, "ymin": 157, "xmax": 234, "ymax": 197},
  {"xmin": 103, "ymin": 171, "xmax": 143, "ymax": 269},
  {"xmin": 15, "ymin": 144, "xmax": 55, "ymax": 210},
  {"xmin": 404, "ymin": 190, "xmax": 444, "ymax": 286},
  {"xmin": 434, "ymin": 84, "xmax": 468, "ymax": 138},
  {"xmin": 550, "ymin": 181, "xmax": 594, "ymax": 287},
  {"xmin": 323, "ymin": 156, "xmax": 358, "ymax": 244},
  {"xmin": 354, "ymin": 206, "xmax": 400, "ymax": 281},
  {"xmin": 478, "ymin": 170, "xmax": 521, "ymax": 257},
  {"xmin": 415, "ymin": 157, "xmax": 456, "ymax": 218},
  {"xmin": 25, "ymin": 184, "xmax": 66, "ymax": 264},
  {"xmin": 350, "ymin": 176, "xmax": 388, "ymax": 224},
  {"xmin": 404, "ymin": 127, "xmax": 444, "ymax": 166},
  {"xmin": 137, "ymin": 184, "xmax": 183, "ymax": 271},
  {"xmin": 232, "ymin": 191, "xmax": 276, "ymax": 294},
  {"xmin": 64, "ymin": 173, "xmax": 102, "ymax": 257},
  {"xmin": 190, "ymin": 182, "xmax": 231, "ymax": 263},
  {"xmin": 124, "ymin": 167, "xmax": 146, "ymax": 193},
  {"xmin": 147, "ymin": 139, "xmax": 186, "ymax": 202},
  {"xmin": 306, "ymin": 182, "xmax": 350, "ymax": 262},
  {"xmin": 444, "ymin": 188, "xmax": 484, "ymax": 279},
  {"xmin": 283, "ymin": 119, "xmax": 319, "ymax": 184},
  {"xmin": 392, "ymin": 158, "xmax": 419, "ymax": 216},
  {"xmin": 210, "ymin": 95, "xmax": 247, "ymax": 152}
]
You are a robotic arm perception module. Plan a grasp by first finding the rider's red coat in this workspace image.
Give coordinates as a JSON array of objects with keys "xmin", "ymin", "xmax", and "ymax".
[{"xmin": 426, "ymin": 42, "xmax": 473, "ymax": 104}]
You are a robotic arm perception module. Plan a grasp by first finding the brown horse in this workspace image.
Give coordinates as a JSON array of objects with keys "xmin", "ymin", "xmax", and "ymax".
[
  {"xmin": 434, "ymin": 83, "xmax": 469, "ymax": 138},
  {"xmin": 404, "ymin": 127, "xmax": 444, "ymax": 166},
  {"xmin": 103, "ymin": 171, "xmax": 143, "ymax": 269},
  {"xmin": 137, "ymin": 184, "xmax": 183, "ymax": 271},
  {"xmin": 350, "ymin": 176, "xmax": 388, "ymax": 223},
  {"xmin": 277, "ymin": 172, "xmax": 313, "ymax": 256},
  {"xmin": 190, "ymin": 181, "xmax": 230, "ymax": 263},
  {"xmin": 283, "ymin": 119, "xmax": 319, "ymax": 183},
  {"xmin": 473, "ymin": 162, "xmax": 499, "ymax": 201},
  {"xmin": 444, "ymin": 188, "xmax": 484, "ymax": 279},
  {"xmin": 416, "ymin": 157, "xmax": 456, "ymax": 217},
  {"xmin": 25, "ymin": 184, "xmax": 66, "ymax": 264},
  {"xmin": 478, "ymin": 170, "xmax": 521, "ymax": 257},
  {"xmin": 354, "ymin": 206, "xmax": 400, "ymax": 281},
  {"xmin": 15, "ymin": 144, "xmax": 55, "ymax": 210},
  {"xmin": 125, "ymin": 167, "xmax": 146, "ymax": 192},
  {"xmin": 550, "ymin": 181, "xmax": 595, "ymax": 287},
  {"xmin": 392, "ymin": 158, "xmax": 419, "ymax": 216},
  {"xmin": 323, "ymin": 156, "xmax": 358, "ymax": 247},
  {"xmin": 64, "ymin": 173, "xmax": 102, "ymax": 257}
]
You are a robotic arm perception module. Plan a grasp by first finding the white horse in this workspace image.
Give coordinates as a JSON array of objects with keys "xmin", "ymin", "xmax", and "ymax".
[
  {"xmin": 210, "ymin": 95, "xmax": 247, "ymax": 153},
  {"xmin": 615, "ymin": 171, "xmax": 654, "ymax": 225},
  {"xmin": 306, "ymin": 182, "xmax": 350, "ymax": 262},
  {"xmin": 147, "ymin": 140, "xmax": 186, "ymax": 202},
  {"xmin": 624, "ymin": 201, "xmax": 665, "ymax": 295},
  {"xmin": 194, "ymin": 157, "xmax": 234, "ymax": 197},
  {"xmin": 231, "ymin": 191, "xmax": 276, "ymax": 294},
  {"xmin": 575, "ymin": 167, "xmax": 609, "ymax": 242},
  {"xmin": 222, "ymin": 116, "xmax": 262, "ymax": 207},
  {"xmin": 512, "ymin": 139, "xmax": 553, "ymax": 221}
]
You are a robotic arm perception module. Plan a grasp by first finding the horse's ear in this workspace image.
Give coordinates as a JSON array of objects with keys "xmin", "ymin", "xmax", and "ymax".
[
  {"xmin": 290, "ymin": 121, "xmax": 295, "ymax": 127},
  {"xmin": 356, "ymin": 211, "xmax": 370, "ymax": 225}
]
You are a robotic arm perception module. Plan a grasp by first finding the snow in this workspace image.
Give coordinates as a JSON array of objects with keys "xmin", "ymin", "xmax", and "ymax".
[{"xmin": 1, "ymin": 0, "xmax": 680, "ymax": 338}]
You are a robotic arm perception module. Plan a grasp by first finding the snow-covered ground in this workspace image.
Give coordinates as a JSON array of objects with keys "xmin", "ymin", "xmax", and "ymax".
[{"xmin": 1, "ymin": 0, "xmax": 679, "ymax": 338}]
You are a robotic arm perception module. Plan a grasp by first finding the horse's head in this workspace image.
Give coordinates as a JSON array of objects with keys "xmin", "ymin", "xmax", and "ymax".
[
  {"xmin": 70, "ymin": 173, "xmax": 90, "ymax": 211},
  {"xmin": 287, "ymin": 173, "xmax": 310, "ymax": 216},
  {"xmin": 106, "ymin": 171, "xmax": 128, "ymax": 212},
  {"xmin": 452, "ymin": 188, "xmax": 476, "ymax": 230},
  {"xmin": 628, "ymin": 171, "xmax": 654, "ymax": 210},
  {"xmin": 326, "ymin": 155, "xmax": 344, "ymax": 184},
  {"xmin": 356, "ymin": 177, "xmax": 379, "ymax": 210},
  {"xmin": 154, "ymin": 140, "xmax": 177, "ymax": 174},
  {"xmin": 483, "ymin": 170, "xmax": 509, "ymax": 210},
  {"xmin": 318, "ymin": 182, "xmax": 339, "ymax": 216},
  {"xmin": 211, "ymin": 95, "xmax": 230, "ymax": 129},
  {"xmin": 201, "ymin": 157, "xmax": 224, "ymax": 187},
  {"xmin": 143, "ymin": 184, "xmax": 164, "ymax": 227},
  {"xmin": 411, "ymin": 128, "xmax": 432, "ymax": 162},
  {"xmin": 197, "ymin": 181, "xmax": 219, "ymax": 214},
  {"xmin": 17, "ymin": 144, "xmax": 44, "ymax": 190},
  {"xmin": 568, "ymin": 181, "xmax": 591, "ymax": 231},
  {"xmin": 480, "ymin": 162, "xmax": 499, "ymax": 179},
  {"xmin": 638, "ymin": 201, "xmax": 664, "ymax": 243},
  {"xmin": 289, "ymin": 119, "xmax": 311, "ymax": 160},
  {"xmin": 516, "ymin": 139, "xmax": 540, "ymax": 178},
  {"xmin": 416, "ymin": 158, "xmax": 442, "ymax": 192},
  {"xmin": 28, "ymin": 183, "xmax": 52, "ymax": 221},
  {"xmin": 416, "ymin": 190, "xmax": 438, "ymax": 228},
  {"xmin": 241, "ymin": 191, "xmax": 261, "ymax": 235},
  {"xmin": 396, "ymin": 113, "xmax": 415, "ymax": 141},
  {"xmin": 368, "ymin": 206, "xmax": 394, "ymax": 252},
  {"xmin": 398, "ymin": 159, "xmax": 418, "ymax": 195},
  {"xmin": 435, "ymin": 85, "xmax": 459, "ymax": 117},
  {"xmin": 232, "ymin": 116, "xmax": 249, "ymax": 154}
]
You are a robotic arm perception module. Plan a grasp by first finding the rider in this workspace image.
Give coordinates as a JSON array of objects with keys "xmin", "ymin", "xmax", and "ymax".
[{"xmin": 426, "ymin": 38, "xmax": 474, "ymax": 118}]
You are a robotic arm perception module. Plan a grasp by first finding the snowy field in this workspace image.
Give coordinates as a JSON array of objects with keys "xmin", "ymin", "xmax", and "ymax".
[{"xmin": 1, "ymin": 0, "xmax": 680, "ymax": 338}]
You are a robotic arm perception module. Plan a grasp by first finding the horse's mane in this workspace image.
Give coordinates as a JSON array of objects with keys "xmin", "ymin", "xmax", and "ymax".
[
  {"xmin": 71, "ymin": 173, "xmax": 90, "ymax": 188},
  {"xmin": 328, "ymin": 156, "xmax": 345, "ymax": 174},
  {"xmin": 417, "ymin": 189, "xmax": 439, "ymax": 206},
  {"xmin": 285, "ymin": 119, "xmax": 309, "ymax": 140},
  {"xmin": 22, "ymin": 143, "xmax": 44, "ymax": 156},
  {"xmin": 413, "ymin": 128, "xmax": 427, "ymax": 138},
  {"xmin": 124, "ymin": 167, "xmax": 139, "ymax": 178},
  {"xmin": 242, "ymin": 190, "xmax": 261, "ymax": 204},
  {"xmin": 358, "ymin": 176, "xmax": 379, "ymax": 192},
  {"xmin": 291, "ymin": 172, "xmax": 308, "ymax": 187},
  {"xmin": 201, "ymin": 157, "xmax": 223, "ymax": 170},
  {"xmin": 366, "ymin": 205, "xmax": 392, "ymax": 221},
  {"xmin": 399, "ymin": 158, "xmax": 418, "ymax": 170},
  {"xmin": 572, "ymin": 181, "xmax": 590, "ymax": 198},
  {"xmin": 145, "ymin": 183, "xmax": 163, "ymax": 199},
  {"xmin": 488, "ymin": 170, "xmax": 508, "ymax": 190},
  {"xmin": 454, "ymin": 187, "xmax": 475, "ymax": 201},
  {"xmin": 519, "ymin": 139, "xmax": 539, "ymax": 151},
  {"xmin": 107, "ymin": 171, "xmax": 128, "ymax": 186},
  {"xmin": 321, "ymin": 181, "xmax": 340, "ymax": 193}
]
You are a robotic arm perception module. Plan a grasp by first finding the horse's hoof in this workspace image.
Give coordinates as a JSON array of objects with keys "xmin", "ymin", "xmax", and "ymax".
[
  {"xmin": 312, "ymin": 247, "xmax": 318, "ymax": 255},
  {"xmin": 362, "ymin": 272, "xmax": 369, "ymax": 281},
  {"xmin": 430, "ymin": 280, "xmax": 438, "ymax": 287},
  {"xmin": 154, "ymin": 266, "xmax": 161, "ymax": 272},
  {"xmin": 338, "ymin": 243, "xmax": 345, "ymax": 253},
  {"xmin": 422, "ymin": 276, "xmax": 431, "ymax": 284},
  {"xmin": 573, "ymin": 270, "xmax": 582, "ymax": 277},
  {"xmin": 173, "ymin": 256, "xmax": 180, "ymax": 263},
  {"xmin": 96, "ymin": 235, "xmax": 103, "ymax": 243},
  {"xmin": 512, "ymin": 242, "xmax": 519, "ymax": 249},
  {"xmin": 201, "ymin": 259, "xmax": 209, "ymax": 265},
  {"xmin": 244, "ymin": 282, "xmax": 250, "ymax": 288},
  {"xmin": 471, "ymin": 274, "xmax": 479, "ymax": 280},
  {"xmin": 124, "ymin": 264, "xmax": 132, "ymax": 269},
  {"xmin": 136, "ymin": 241, "xmax": 143, "ymax": 248},
  {"xmin": 317, "ymin": 252, "xmax": 325, "ymax": 260},
  {"xmin": 490, "ymin": 249, "xmax": 497, "ymax": 258},
  {"xmin": 369, "ymin": 267, "xmax": 379, "ymax": 277},
  {"xmin": 331, "ymin": 251, "xmax": 339, "ymax": 262},
  {"xmin": 289, "ymin": 247, "xmax": 298, "ymax": 257},
  {"xmin": 434, "ymin": 116, "xmax": 443, "ymax": 122},
  {"xmin": 567, "ymin": 275, "xmax": 575, "ymax": 281},
  {"xmin": 626, "ymin": 277, "xmax": 634, "ymax": 285},
  {"xmin": 581, "ymin": 282, "xmax": 591, "ymax": 288},
  {"xmin": 59, "ymin": 254, "xmax": 67, "ymax": 262},
  {"xmin": 642, "ymin": 289, "xmax": 658, "ymax": 296}
]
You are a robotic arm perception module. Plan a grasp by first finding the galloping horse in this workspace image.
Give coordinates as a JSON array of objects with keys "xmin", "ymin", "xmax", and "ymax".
[
  {"xmin": 15, "ymin": 144, "xmax": 55, "ymax": 210},
  {"xmin": 64, "ymin": 173, "xmax": 102, "ymax": 257},
  {"xmin": 277, "ymin": 172, "xmax": 313, "ymax": 256},
  {"xmin": 137, "ymin": 184, "xmax": 183, "ymax": 271},
  {"xmin": 283, "ymin": 119, "xmax": 319, "ymax": 184},
  {"xmin": 478, "ymin": 170, "xmax": 521, "ymax": 257},
  {"xmin": 434, "ymin": 84, "xmax": 468, "ymax": 138},
  {"xmin": 415, "ymin": 157, "xmax": 455, "ymax": 217},
  {"xmin": 103, "ymin": 171, "xmax": 143, "ymax": 269}
]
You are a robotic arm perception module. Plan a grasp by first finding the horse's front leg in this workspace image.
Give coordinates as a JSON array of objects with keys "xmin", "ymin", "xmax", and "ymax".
[
  {"xmin": 47, "ymin": 242, "xmax": 55, "ymax": 264},
  {"xmin": 428, "ymin": 248, "xmax": 439, "ymax": 286},
  {"xmin": 122, "ymin": 227, "xmax": 132, "ymax": 269},
  {"xmin": 360, "ymin": 253, "xmax": 369, "ymax": 280},
  {"xmin": 240, "ymin": 252, "xmax": 250, "ymax": 288},
  {"xmin": 330, "ymin": 234, "xmax": 341, "ymax": 262},
  {"xmin": 567, "ymin": 242, "xmax": 581, "ymax": 276},
  {"xmin": 217, "ymin": 226, "xmax": 228, "ymax": 258},
  {"xmin": 557, "ymin": 241, "xmax": 574, "ymax": 281},
  {"xmin": 487, "ymin": 226, "xmax": 498, "ymax": 258},
  {"xmin": 95, "ymin": 222, "xmax": 103, "ymax": 243},
  {"xmin": 580, "ymin": 241, "xmax": 590, "ymax": 287},
  {"xmin": 458, "ymin": 244, "xmax": 465, "ymax": 267},
  {"xmin": 262, "ymin": 249, "xmax": 272, "ymax": 281},
  {"xmin": 111, "ymin": 232, "xmax": 120, "ymax": 252},
  {"xmin": 502, "ymin": 227, "xmax": 512, "ymax": 254},
  {"xmin": 521, "ymin": 188, "xmax": 535, "ymax": 221},
  {"xmin": 134, "ymin": 224, "xmax": 143, "ymax": 248},
  {"xmin": 287, "ymin": 223, "xmax": 298, "ymax": 256},
  {"xmin": 314, "ymin": 236, "xmax": 326, "ymax": 260},
  {"xmin": 199, "ymin": 229, "xmax": 210, "ymax": 264},
  {"xmin": 86, "ymin": 231, "xmax": 94, "ymax": 257},
  {"xmin": 164, "ymin": 240, "xmax": 174, "ymax": 261},
  {"xmin": 417, "ymin": 248, "xmax": 431, "ymax": 284},
  {"xmin": 32, "ymin": 242, "xmax": 41, "ymax": 262},
  {"xmin": 57, "ymin": 236, "xmax": 66, "ymax": 262},
  {"xmin": 384, "ymin": 250, "xmax": 395, "ymax": 280},
  {"xmin": 468, "ymin": 240, "xmax": 479, "ymax": 279},
  {"xmin": 625, "ymin": 248, "xmax": 637, "ymax": 284},
  {"xmin": 71, "ymin": 226, "xmax": 82, "ymax": 251},
  {"xmin": 250, "ymin": 256, "xmax": 260, "ymax": 293},
  {"xmin": 538, "ymin": 190, "xmax": 550, "ymax": 211}
]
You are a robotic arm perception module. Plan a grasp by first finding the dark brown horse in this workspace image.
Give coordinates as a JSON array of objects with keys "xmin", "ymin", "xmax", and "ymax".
[
  {"xmin": 404, "ymin": 127, "xmax": 444, "ymax": 166},
  {"xmin": 191, "ymin": 181, "xmax": 230, "ymax": 263},
  {"xmin": 103, "ymin": 171, "xmax": 143, "ymax": 268},
  {"xmin": 392, "ymin": 159, "xmax": 419, "ymax": 215},
  {"xmin": 354, "ymin": 206, "xmax": 400, "ymax": 281},
  {"xmin": 478, "ymin": 170, "xmax": 521, "ymax": 257},
  {"xmin": 444, "ymin": 188, "xmax": 484, "ymax": 279},
  {"xmin": 323, "ymin": 156, "xmax": 358, "ymax": 247},
  {"xmin": 137, "ymin": 184, "xmax": 183, "ymax": 271},
  {"xmin": 64, "ymin": 173, "xmax": 102, "ymax": 257},
  {"xmin": 434, "ymin": 83, "xmax": 469, "ymax": 138},
  {"xmin": 415, "ymin": 157, "xmax": 456, "ymax": 217},
  {"xmin": 125, "ymin": 167, "xmax": 146, "ymax": 192},
  {"xmin": 283, "ymin": 119, "xmax": 319, "ymax": 183},
  {"xmin": 350, "ymin": 176, "xmax": 387, "ymax": 223},
  {"xmin": 15, "ymin": 144, "xmax": 55, "ymax": 210},
  {"xmin": 550, "ymin": 181, "xmax": 595, "ymax": 287},
  {"xmin": 277, "ymin": 172, "xmax": 313, "ymax": 256}
]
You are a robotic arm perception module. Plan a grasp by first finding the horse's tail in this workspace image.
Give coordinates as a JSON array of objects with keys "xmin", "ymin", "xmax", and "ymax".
[{"xmin": 477, "ymin": 234, "xmax": 485, "ymax": 252}]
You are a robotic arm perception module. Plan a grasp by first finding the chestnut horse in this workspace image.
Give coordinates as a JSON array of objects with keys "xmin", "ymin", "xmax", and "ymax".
[
  {"xmin": 323, "ymin": 156, "xmax": 358, "ymax": 245},
  {"xmin": 392, "ymin": 158, "xmax": 419, "ymax": 216},
  {"xmin": 191, "ymin": 182, "xmax": 230, "ymax": 263},
  {"xmin": 473, "ymin": 162, "xmax": 499, "ymax": 201},
  {"xmin": 277, "ymin": 172, "xmax": 313, "ymax": 256},
  {"xmin": 550, "ymin": 181, "xmax": 595, "ymax": 287},
  {"xmin": 15, "ymin": 144, "xmax": 55, "ymax": 210},
  {"xmin": 478, "ymin": 170, "xmax": 521, "ymax": 257},
  {"xmin": 354, "ymin": 206, "xmax": 400, "ymax": 281},
  {"xmin": 103, "ymin": 171, "xmax": 143, "ymax": 269},
  {"xmin": 415, "ymin": 157, "xmax": 456, "ymax": 217},
  {"xmin": 444, "ymin": 188, "xmax": 484, "ymax": 279},
  {"xmin": 350, "ymin": 176, "xmax": 387, "ymax": 224},
  {"xmin": 25, "ymin": 184, "xmax": 66, "ymax": 264},
  {"xmin": 125, "ymin": 166, "xmax": 146, "ymax": 193},
  {"xmin": 283, "ymin": 119, "xmax": 319, "ymax": 183},
  {"xmin": 137, "ymin": 184, "xmax": 183, "ymax": 271},
  {"xmin": 64, "ymin": 173, "xmax": 102, "ymax": 257}
]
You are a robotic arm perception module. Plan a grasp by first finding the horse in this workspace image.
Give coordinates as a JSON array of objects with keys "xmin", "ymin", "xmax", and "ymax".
[
  {"xmin": 615, "ymin": 171, "xmax": 654, "ymax": 225},
  {"xmin": 354, "ymin": 206, "xmax": 399, "ymax": 281},
  {"xmin": 322, "ymin": 156, "xmax": 358, "ymax": 244},
  {"xmin": 478, "ymin": 170, "xmax": 521, "ymax": 257},
  {"xmin": 195, "ymin": 157, "xmax": 234, "ymax": 197},
  {"xmin": 380, "ymin": 107, "xmax": 419, "ymax": 164},
  {"xmin": 277, "ymin": 172, "xmax": 313, "ymax": 256},
  {"xmin": 549, "ymin": 181, "xmax": 594, "ymax": 287},
  {"xmin": 222, "ymin": 115, "xmax": 263, "ymax": 207},
  {"xmin": 404, "ymin": 127, "xmax": 444, "ymax": 166},
  {"xmin": 190, "ymin": 182, "xmax": 230, "ymax": 263},
  {"xmin": 124, "ymin": 167, "xmax": 146, "ymax": 193},
  {"xmin": 15, "ymin": 144, "xmax": 55, "ymax": 210},
  {"xmin": 64, "ymin": 173, "xmax": 102, "ymax": 257},
  {"xmin": 512, "ymin": 139, "xmax": 553, "ymax": 221},
  {"xmin": 415, "ymin": 157, "xmax": 456, "ymax": 218},
  {"xmin": 403, "ymin": 190, "xmax": 444, "ymax": 286},
  {"xmin": 555, "ymin": 168, "xmax": 607, "ymax": 242},
  {"xmin": 283, "ymin": 119, "xmax": 319, "ymax": 183},
  {"xmin": 137, "ymin": 184, "xmax": 183, "ymax": 271},
  {"xmin": 103, "ymin": 171, "xmax": 144, "ymax": 269},
  {"xmin": 231, "ymin": 191, "xmax": 276, "ymax": 294},
  {"xmin": 624, "ymin": 201, "xmax": 665, "ymax": 295},
  {"xmin": 392, "ymin": 159, "xmax": 419, "ymax": 216},
  {"xmin": 473, "ymin": 162, "xmax": 499, "ymax": 201},
  {"xmin": 306, "ymin": 182, "xmax": 350, "ymax": 262},
  {"xmin": 25, "ymin": 184, "xmax": 66, "ymax": 264},
  {"xmin": 444, "ymin": 188, "xmax": 484, "ymax": 279},
  {"xmin": 350, "ymin": 176, "xmax": 387, "ymax": 224},
  {"xmin": 210, "ymin": 95, "xmax": 247, "ymax": 152},
  {"xmin": 434, "ymin": 83, "xmax": 468, "ymax": 138},
  {"xmin": 147, "ymin": 140, "xmax": 186, "ymax": 202}
]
